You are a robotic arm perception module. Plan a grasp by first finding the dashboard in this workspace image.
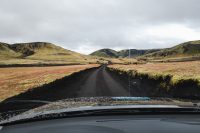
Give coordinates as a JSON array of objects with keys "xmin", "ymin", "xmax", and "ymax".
[{"xmin": 1, "ymin": 115, "xmax": 200, "ymax": 133}]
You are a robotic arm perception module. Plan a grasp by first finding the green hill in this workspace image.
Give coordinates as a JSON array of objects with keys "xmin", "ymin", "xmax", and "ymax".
[
  {"xmin": 91, "ymin": 40, "xmax": 200, "ymax": 59},
  {"xmin": 90, "ymin": 49, "xmax": 119, "ymax": 58},
  {"xmin": 90, "ymin": 48, "xmax": 160, "ymax": 58},
  {"xmin": 145, "ymin": 40, "xmax": 200, "ymax": 58},
  {"xmin": 10, "ymin": 42, "xmax": 86, "ymax": 61},
  {"xmin": 118, "ymin": 49, "xmax": 160, "ymax": 57},
  {"xmin": 0, "ymin": 42, "xmax": 96, "ymax": 65},
  {"xmin": 0, "ymin": 42, "xmax": 22, "ymax": 59}
]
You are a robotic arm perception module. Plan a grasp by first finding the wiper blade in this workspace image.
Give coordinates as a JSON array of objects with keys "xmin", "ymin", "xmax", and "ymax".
[
  {"xmin": 1, "ymin": 105, "xmax": 200, "ymax": 126},
  {"xmin": 3, "ymin": 100, "xmax": 51, "ymax": 104}
]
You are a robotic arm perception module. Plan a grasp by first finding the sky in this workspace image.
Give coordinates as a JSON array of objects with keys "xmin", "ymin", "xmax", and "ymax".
[{"xmin": 0, "ymin": 0, "xmax": 200, "ymax": 54}]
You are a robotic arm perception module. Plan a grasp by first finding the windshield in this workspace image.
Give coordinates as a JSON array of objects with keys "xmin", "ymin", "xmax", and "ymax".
[{"xmin": 0, "ymin": 0, "xmax": 200, "ymax": 124}]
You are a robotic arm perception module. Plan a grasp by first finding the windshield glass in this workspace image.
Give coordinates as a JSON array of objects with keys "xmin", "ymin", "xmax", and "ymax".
[{"xmin": 0, "ymin": 0, "xmax": 200, "ymax": 124}]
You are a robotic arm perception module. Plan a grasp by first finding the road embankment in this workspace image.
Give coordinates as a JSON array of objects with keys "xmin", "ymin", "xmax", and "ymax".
[{"xmin": 107, "ymin": 65, "xmax": 200, "ymax": 100}]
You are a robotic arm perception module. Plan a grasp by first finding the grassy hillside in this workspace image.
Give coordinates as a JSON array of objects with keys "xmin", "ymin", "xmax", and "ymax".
[
  {"xmin": 0, "ymin": 42, "xmax": 97, "ymax": 65},
  {"xmin": 91, "ymin": 48, "xmax": 160, "ymax": 58},
  {"xmin": 0, "ymin": 42, "xmax": 21, "ymax": 59},
  {"xmin": 145, "ymin": 40, "xmax": 200, "ymax": 58},
  {"xmin": 118, "ymin": 49, "xmax": 160, "ymax": 57},
  {"xmin": 11, "ymin": 42, "xmax": 86, "ymax": 61},
  {"xmin": 90, "ymin": 48, "xmax": 119, "ymax": 58},
  {"xmin": 91, "ymin": 40, "xmax": 200, "ymax": 61}
]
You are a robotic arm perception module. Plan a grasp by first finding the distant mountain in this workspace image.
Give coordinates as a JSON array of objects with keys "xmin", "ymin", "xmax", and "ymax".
[
  {"xmin": 145, "ymin": 40, "xmax": 200, "ymax": 58},
  {"xmin": 90, "ymin": 49, "xmax": 119, "ymax": 58},
  {"xmin": 90, "ymin": 48, "xmax": 160, "ymax": 58},
  {"xmin": 118, "ymin": 49, "xmax": 161, "ymax": 58},
  {"xmin": 91, "ymin": 40, "xmax": 200, "ymax": 58},
  {"xmin": 0, "ymin": 42, "xmax": 94, "ymax": 65}
]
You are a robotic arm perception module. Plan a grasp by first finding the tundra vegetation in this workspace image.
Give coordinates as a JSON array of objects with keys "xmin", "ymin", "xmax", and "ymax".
[
  {"xmin": 0, "ymin": 64, "xmax": 99, "ymax": 101},
  {"xmin": 108, "ymin": 61, "xmax": 200, "ymax": 99}
]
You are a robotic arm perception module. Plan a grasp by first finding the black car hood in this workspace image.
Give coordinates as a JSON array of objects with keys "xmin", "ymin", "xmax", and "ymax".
[{"xmin": 0, "ymin": 97, "xmax": 199, "ymax": 125}]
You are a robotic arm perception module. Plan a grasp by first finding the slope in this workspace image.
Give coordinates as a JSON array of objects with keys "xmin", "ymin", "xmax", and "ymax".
[
  {"xmin": 0, "ymin": 42, "xmax": 22, "ymax": 59},
  {"xmin": 118, "ymin": 49, "xmax": 161, "ymax": 57},
  {"xmin": 90, "ymin": 48, "xmax": 119, "ymax": 58},
  {"xmin": 90, "ymin": 48, "xmax": 160, "ymax": 58},
  {"xmin": 0, "ymin": 42, "xmax": 96, "ymax": 65},
  {"xmin": 145, "ymin": 40, "xmax": 200, "ymax": 58}
]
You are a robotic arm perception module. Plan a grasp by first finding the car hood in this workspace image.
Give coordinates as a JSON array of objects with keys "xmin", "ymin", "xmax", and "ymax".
[{"xmin": 0, "ymin": 97, "xmax": 199, "ymax": 125}]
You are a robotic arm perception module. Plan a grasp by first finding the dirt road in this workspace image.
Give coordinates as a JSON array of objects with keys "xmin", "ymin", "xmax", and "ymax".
[
  {"xmin": 76, "ymin": 65, "xmax": 129, "ymax": 97},
  {"xmin": 0, "ymin": 65, "xmax": 130, "ymax": 112},
  {"xmin": 48, "ymin": 65, "xmax": 130, "ymax": 98}
]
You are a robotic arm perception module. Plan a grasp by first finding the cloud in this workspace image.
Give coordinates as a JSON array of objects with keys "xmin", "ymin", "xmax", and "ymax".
[
  {"xmin": 145, "ymin": 24, "xmax": 200, "ymax": 40},
  {"xmin": 0, "ymin": 0, "xmax": 200, "ymax": 54}
]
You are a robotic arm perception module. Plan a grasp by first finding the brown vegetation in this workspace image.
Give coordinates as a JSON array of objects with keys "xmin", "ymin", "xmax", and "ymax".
[
  {"xmin": 108, "ymin": 61, "xmax": 200, "ymax": 99},
  {"xmin": 0, "ymin": 64, "xmax": 99, "ymax": 101},
  {"xmin": 109, "ymin": 61, "xmax": 200, "ymax": 82}
]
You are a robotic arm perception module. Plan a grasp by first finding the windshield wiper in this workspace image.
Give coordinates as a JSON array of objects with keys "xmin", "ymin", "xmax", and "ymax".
[
  {"xmin": 1, "ymin": 105, "xmax": 200, "ymax": 126},
  {"xmin": 2, "ymin": 99, "xmax": 51, "ymax": 104}
]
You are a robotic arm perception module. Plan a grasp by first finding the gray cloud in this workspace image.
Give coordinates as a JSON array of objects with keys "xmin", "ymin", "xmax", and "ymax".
[{"xmin": 0, "ymin": 0, "xmax": 200, "ymax": 54}]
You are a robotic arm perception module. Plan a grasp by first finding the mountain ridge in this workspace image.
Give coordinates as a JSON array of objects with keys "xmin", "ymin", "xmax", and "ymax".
[
  {"xmin": 144, "ymin": 40, "xmax": 200, "ymax": 58},
  {"xmin": 90, "ymin": 40, "xmax": 200, "ymax": 58},
  {"xmin": 90, "ymin": 48, "xmax": 161, "ymax": 58},
  {"xmin": 1, "ymin": 40, "xmax": 200, "ymax": 65},
  {"xmin": 0, "ymin": 42, "xmax": 95, "ymax": 65}
]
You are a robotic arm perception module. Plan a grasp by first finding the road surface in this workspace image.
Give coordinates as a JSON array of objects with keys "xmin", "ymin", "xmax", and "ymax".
[
  {"xmin": 0, "ymin": 65, "xmax": 130, "ymax": 112},
  {"xmin": 36, "ymin": 65, "xmax": 130, "ymax": 99},
  {"xmin": 77, "ymin": 65, "xmax": 129, "ymax": 97}
]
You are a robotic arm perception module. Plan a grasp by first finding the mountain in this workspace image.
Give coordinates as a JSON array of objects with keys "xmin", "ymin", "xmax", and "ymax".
[
  {"xmin": 1, "ymin": 40, "xmax": 200, "ymax": 65},
  {"xmin": 0, "ymin": 42, "xmax": 22, "ymax": 59},
  {"xmin": 10, "ymin": 42, "xmax": 87, "ymax": 61},
  {"xmin": 118, "ymin": 49, "xmax": 161, "ymax": 57},
  {"xmin": 90, "ymin": 48, "xmax": 160, "ymax": 58},
  {"xmin": 91, "ymin": 40, "xmax": 200, "ymax": 58},
  {"xmin": 90, "ymin": 49, "xmax": 119, "ymax": 58},
  {"xmin": 0, "ymin": 42, "xmax": 95, "ymax": 65},
  {"xmin": 145, "ymin": 40, "xmax": 200, "ymax": 58}
]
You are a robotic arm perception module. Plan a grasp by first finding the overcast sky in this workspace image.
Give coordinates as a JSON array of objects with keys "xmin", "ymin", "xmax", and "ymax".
[{"xmin": 0, "ymin": 0, "xmax": 200, "ymax": 54}]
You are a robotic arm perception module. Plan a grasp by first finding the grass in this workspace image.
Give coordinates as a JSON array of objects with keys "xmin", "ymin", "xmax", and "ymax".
[
  {"xmin": 108, "ymin": 61, "xmax": 200, "ymax": 83},
  {"xmin": 108, "ymin": 61, "xmax": 200, "ymax": 99},
  {"xmin": 0, "ymin": 58, "xmax": 98, "ymax": 66},
  {"xmin": 0, "ymin": 64, "xmax": 99, "ymax": 101},
  {"xmin": 95, "ymin": 56, "xmax": 138, "ymax": 64}
]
